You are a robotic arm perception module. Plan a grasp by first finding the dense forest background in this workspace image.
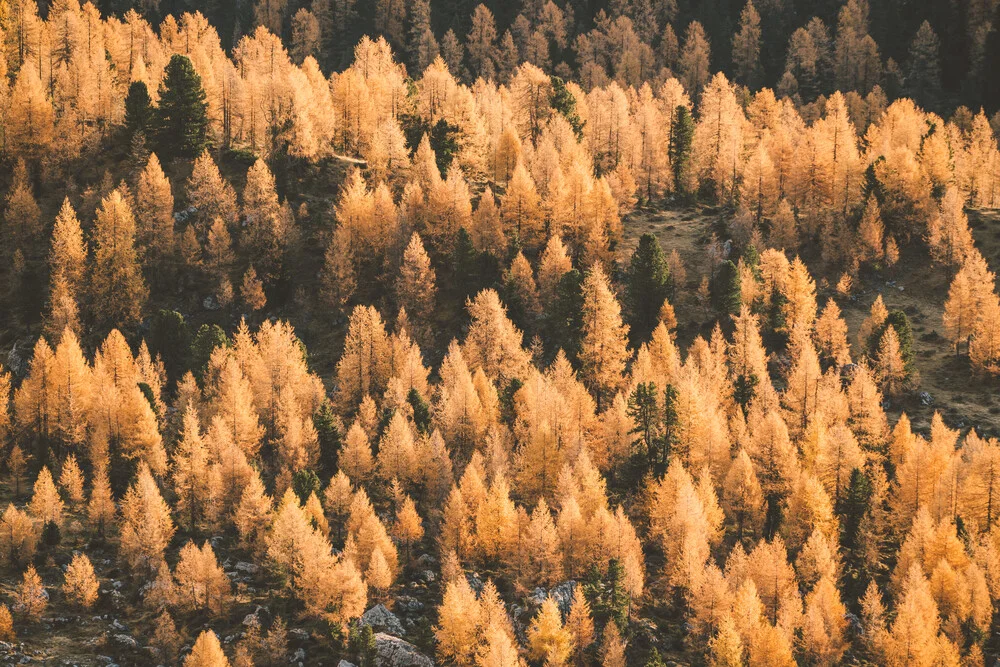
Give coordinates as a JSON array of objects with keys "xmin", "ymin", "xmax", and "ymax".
[
  {"xmin": 0, "ymin": 0, "xmax": 1000, "ymax": 666},
  {"xmin": 56, "ymin": 0, "xmax": 1000, "ymax": 116}
]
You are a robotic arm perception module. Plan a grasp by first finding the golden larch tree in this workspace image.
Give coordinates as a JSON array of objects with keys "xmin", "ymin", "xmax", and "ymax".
[
  {"xmin": 435, "ymin": 576, "xmax": 481, "ymax": 666},
  {"xmin": 184, "ymin": 630, "xmax": 231, "ymax": 667},
  {"xmin": 174, "ymin": 541, "xmax": 231, "ymax": 614},
  {"xmin": 395, "ymin": 232, "xmax": 437, "ymax": 337},
  {"xmin": 336, "ymin": 306, "xmax": 391, "ymax": 412},
  {"xmin": 62, "ymin": 552, "xmax": 99, "ymax": 609},
  {"xmin": 90, "ymin": 189, "xmax": 148, "ymax": 328},
  {"xmin": 50, "ymin": 198, "xmax": 87, "ymax": 288},
  {"xmin": 134, "ymin": 153, "xmax": 176, "ymax": 278},
  {"xmin": 29, "ymin": 466, "xmax": 63, "ymax": 527},
  {"xmin": 528, "ymin": 597, "xmax": 573, "ymax": 667},
  {"xmin": 579, "ymin": 264, "xmax": 630, "ymax": 408},
  {"xmin": 119, "ymin": 463, "xmax": 176, "ymax": 573},
  {"xmin": 13, "ymin": 565, "xmax": 46, "ymax": 622}
]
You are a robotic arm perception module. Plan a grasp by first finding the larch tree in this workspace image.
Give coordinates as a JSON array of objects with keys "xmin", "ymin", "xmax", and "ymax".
[
  {"xmin": 943, "ymin": 253, "xmax": 996, "ymax": 355},
  {"xmin": 708, "ymin": 613, "xmax": 744, "ymax": 667},
  {"xmin": 927, "ymin": 187, "xmax": 975, "ymax": 276},
  {"xmin": 579, "ymin": 265, "xmax": 630, "ymax": 408},
  {"xmin": 970, "ymin": 291, "xmax": 1000, "ymax": 375},
  {"xmin": 566, "ymin": 585, "xmax": 595, "ymax": 663},
  {"xmin": 90, "ymin": 189, "xmax": 148, "ymax": 329},
  {"xmin": 290, "ymin": 8, "xmax": 320, "ymax": 63},
  {"xmin": 679, "ymin": 21, "xmax": 711, "ymax": 99},
  {"xmin": 467, "ymin": 4, "xmax": 497, "ymax": 80},
  {"xmin": 50, "ymin": 198, "xmax": 86, "ymax": 289},
  {"xmin": 722, "ymin": 448, "xmax": 765, "ymax": 543},
  {"xmin": 234, "ymin": 471, "xmax": 273, "ymax": 555},
  {"xmin": 600, "ymin": 621, "xmax": 626, "ymax": 667},
  {"xmin": 875, "ymin": 326, "xmax": 907, "ymax": 396},
  {"xmin": 58, "ymin": 455, "xmax": 84, "ymax": 504},
  {"xmin": 173, "ymin": 541, "xmax": 231, "ymax": 614},
  {"xmin": 527, "ymin": 597, "xmax": 573, "ymax": 667},
  {"xmin": 0, "ymin": 504, "xmax": 37, "ymax": 568},
  {"xmin": 731, "ymin": 0, "xmax": 762, "ymax": 87},
  {"xmin": 906, "ymin": 21, "xmax": 942, "ymax": 107},
  {"xmin": 172, "ymin": 407, "xmax": 216, "ymax": 532},
  {"xmin": 463, "ymin": 289, "xmax": 533, "ymax": 387},
  {"xmin": 393, "ymin": 495, "xmax": 424, "ymax": 564},
  {"xmin": 13, "ymin": 565, "xmax": 46, "ymax": 622},
  {"xmin": 814, "ymin": 299, "xmax": 851, "ymax": 367},
  {"xmin": 501, "ymin": 162, "xmax": 544, "ymax": 250},
  {"xmin": 7, "ymin": 67, "xmax": 55, "ymax": 157},
  {"xmin": 241, "ymin": 158, "xmax": 285, "ymax": 281},
  {"xmin": 186, "ymin": 152, "xmax": 239, "ymax": 237},
  {"xmin": 336, "ymin": 306, "xmax": 391, "ymax": 412},
  {"xmin": 87, "ymin": 465, "xmax": 116, "ymax": 536},
  {"xmin": 435, "ymin": 576, "xmax": 481, "ymax": 666},
  {"xmin": 184, "ymin": 630, "xmax": 231, "ymax": 667},
  {"xmin": 29, "ymin": 466, "xmax": 63, "ymax": 527},
  {"xmin": 538, "ymin": 235, "xmax": 574, "ymax": 305},
  {"xmin": 856, "ymin": 196, "xmax": 885, "ymax": 266},
  {"xmin": 119, "ymin": 463, "xmax": 176, "ymax": 574},
  {"xmin": 134, "ymin": 153, "xmax": 176, "ymax": 282},
  {"xmin": 395, "ymin": 233, "xmax": 436, "ymax": 340},
  {"xmin": 62, "ymin": 552, "xmax": 99, "ymax": 609}
]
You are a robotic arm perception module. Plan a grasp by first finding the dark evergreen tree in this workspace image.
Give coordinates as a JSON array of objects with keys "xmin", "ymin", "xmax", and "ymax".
[
  {"xmin": 625, "ymin": 233, "xmax": 672, "ymax": 345},
  {"xmin": 627, "ymin": 382, "xmax": 660, "ymax": 463},
  {"xmin": 550, "ymin": 269, "xmax": 585, "ymax": 360},
  {"xmin": 906, "ymin": 21, "xmax": 943, "ymax": 111},
  {"xmin": 147, "ymin": 309, "xmax": 192, "ymax": 385},
  {"xmin": 407, "ymin": 388, "xmax": 431, "ymax": 434},
  {"xmin": 124, "ymin": 81, "xmax": 154, "ymax": 139},
  {"xmin": 451, "ymin": 227, "xmax": 480, "ymax": 300},
  {"xmin": 292, "ymin": 469, "xmax": 321, "ymax": 503},
  {"xmin": 840, "ymin": 467, "xmax": 872, "ymax": 604},
  {"xmin": 188, "ymin": 324, "xmax": 229, "ymax": 383},
  {"xmin": 867, "ymin": 309, "xmax": 916, "ymax": 377},
  {"xmin": 550, "ymin": 76, "xmax": 585, "ymax": 139},
  {"xmin": 712, "ymin": 260, "xmax": 742, "ymax": 316},
  {"xmin": 669, "ymin": 105, "xmax": 695, "ymax": 199},
  {"xmin": 154, "ymin": 55, "xmax": 210, "ymax": 159},
  {"xmin": 314, "ymin": 400, "xmax": 343, "ymax": 475}
]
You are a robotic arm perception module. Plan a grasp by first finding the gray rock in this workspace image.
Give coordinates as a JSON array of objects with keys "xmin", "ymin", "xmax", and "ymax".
[
  {"xmin": 374, "ymin": 633, "xmax": 433, "ymax": 667},
  {"xmin": 530, "ymin": 581, "xmax": 576, "ymax": 615},
  {"xmin": 395, "ymin": 595, "xmax": 424, "ymax": 613},
  {"xmin": 234, "ymin": 561, "xmax": 260, "ymax": 575},
  {"xmin": 203, "ymin": 295, "xmax": 221, "ymax": 311},
  {"xmin": 415, "ymin": 554, "xmax": 437, "ymax": 568},
  {"xmin": 293, "ymin": 648, "xmax": 306, "ymax": 661},
  {"xmin": 111, "ymin": 634, "xmax": 138, "ymax": 650},
  {"xmin": 361, "ymin": 604, "xmax": 406, "ymax": 637},
  {"xmin": 337, "ymin": 661, "xmax": 357, "ymax": 667},
  {"xmin": 920, "ymin": 391, "xmax": 934, "ymax": 406},
  {"xmin": 289, "ymin": 628, "xmax": 310, "ymax": 641},
  {"xmin": 548, "ymin": 581, "xmax": 576, "ymax": 615}
]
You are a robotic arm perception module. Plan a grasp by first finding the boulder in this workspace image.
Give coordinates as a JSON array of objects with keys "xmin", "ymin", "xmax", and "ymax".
[
  {"xmin": 374, "ymin": 633, "xmax": 433, "ymax": 667},
  {"xmin": 234, "ymin": 561, "xmax": 260, "ymax": 575},
  {"xmin": 361, "ymin": 604, "xmax": 406, "ymax": 637},
  {"xmin": 548, "ymin": 581, "xmax": 576, "ymax": 614},
  {"xmin": 337, "ymin": 661, "xmax": 357, "ymax": 667}
]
